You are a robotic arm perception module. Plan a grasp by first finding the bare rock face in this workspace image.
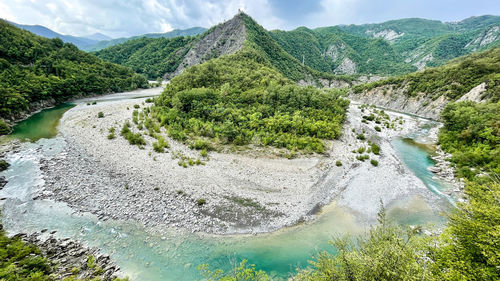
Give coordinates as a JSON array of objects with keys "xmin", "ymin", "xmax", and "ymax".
[
  {"xmin": 366, "ymin": 29, "xmax": 405, "ymax": 41},
  {"xmin": 457, "ymin": 82, "xmax": 488, "ymax": 103},
  {"xmin": 167, "ymin": 14, "xmax": 247, "ymax": 78},
  {"xmin": 334, "ymin": 57, "xmax": 356, "ymax": 75},
  {"xmin": 465, "ymin": 25, "xmax": 500, "ymax": 50},
  {"xmin": 349, "ymin": 84, "xmax": 449, "ymax": 120}
]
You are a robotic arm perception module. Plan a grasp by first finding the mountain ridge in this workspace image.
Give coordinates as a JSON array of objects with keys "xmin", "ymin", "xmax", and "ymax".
[{"xmin": 94, "ymin": 13, "xmax": 500, "ymax": 81}]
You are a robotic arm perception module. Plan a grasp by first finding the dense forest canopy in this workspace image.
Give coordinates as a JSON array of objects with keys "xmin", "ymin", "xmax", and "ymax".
[
  {"xmin": 94, "ymin": 36, "xmax": 196, "ymax": 80},
  {"xmin": 0, "ymin": 20, "xmax": 148, "ymax": 124},
  {"xmin": 152, "ymin": 47, "xmax": 349, "ymax": 154}
]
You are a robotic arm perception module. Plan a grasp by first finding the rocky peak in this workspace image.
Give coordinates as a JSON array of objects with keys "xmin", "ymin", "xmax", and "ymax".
[{"xmin": 168, "ymin": 13, "xmax": 247, "ymax": 78}]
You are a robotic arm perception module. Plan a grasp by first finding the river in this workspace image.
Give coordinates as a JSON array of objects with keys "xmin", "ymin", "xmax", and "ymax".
[{"xmin": 0, "ymin": 96, "xmax": 453, "ymax": 280}]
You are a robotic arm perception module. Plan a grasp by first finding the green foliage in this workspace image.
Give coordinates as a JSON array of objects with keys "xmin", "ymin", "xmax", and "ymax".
[
  {"xmin": 0, "ymin": 160, "xmax": 9, "ymax": 171},
  {"xmin": 356, "ymin": 134, "xmax": 365, "ymax": 140},
  {"xmin": 335, "ymin": 160, "xmax": 342, "ymax": 167},
  {"xmin": 0, "ymin": 20, "xmax": 148, "ymax": 120},
  {"xmin": 0, "ymin": 227, "xmax": 53, "ymax": 280},
  {"xmin": 429, "ymin": 181, "xmax": 500, "ymax": 280},
  {"xmin": 153, "ymin": 49, "xmax": 349, "ymax": 154},
  {"xmin": 120, "ymin": 121, "xmax": 146, "ymax": 146},
  {"xmin": 0, "ymin": 119, "xmax": 11, "ymax": 135},
  {"xmin": 272, "ymin": 26, "xmax": 416, "ymax": 76},
  {"xmin": 86, "ymin": 255, "xmax": 96, "ymax": 269},
  {"xmin": 198, "ymin": 259, "xmax": 269, "ymax": 281},
  {"xmin": 374, "ymin": 125, "xmax": 381, "ymax": 132},
  {"xmin": 370, "ymin": 142, "xmax": 381, "ymax": 155},
  {"xmin": 94, "ymin": 36, "xmax": 196, "ymax": 80},
  {"xmin": 97, "ymin": 112, "xmax": 104, "ymax": 118},
  {"xmin": 295, "ymin": 209, "xmax": 431, "ymax": 280},
  {"xmin": 370, "ymin": 159, "xmax": 379, "ymax": 166},
  {"xmin": 152, "ymin": 135, "xmax": 169, "ymax": 153},
  {"xmin": 354, "ymin": 47, "xmax": 500, "ymax": 102},
  {"xmin": 438, "ymin": 101, "xmax": 499, "ymax": 179},
  {"xmin": 196, "ymin": 199, "xmax": 206, "ymax": 206}
]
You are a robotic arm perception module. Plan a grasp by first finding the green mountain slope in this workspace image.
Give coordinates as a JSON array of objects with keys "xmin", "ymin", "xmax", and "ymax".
[
  {"xmin": 96, "ymin": 13, "xmax": 339, "ymax": 83},
  {"xmin": 349, "ymin": 47, "xmax": 500, "ymax": 119},
  {"xmin": 94, "ymin": 36, "xmax": 197, "ymax": 79},
  {"xmin": 0, "ymin": 20, "xmax": 148, "ymax": 124},
  {"xmin": 271, "ymin": 26, "xmax": 416, "ymax": 76},
  {"xmin": 84, "ymin": 27, "xmax": 206, "ymax": 52},
  {"xmin": 271, "ymin": 16, "xmax": 500, "ymax": 75}
]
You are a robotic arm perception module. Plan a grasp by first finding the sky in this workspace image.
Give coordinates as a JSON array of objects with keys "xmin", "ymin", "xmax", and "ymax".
[{"xmin": 0, "ymin": 0, "xmax": 499, "ymax": 38}]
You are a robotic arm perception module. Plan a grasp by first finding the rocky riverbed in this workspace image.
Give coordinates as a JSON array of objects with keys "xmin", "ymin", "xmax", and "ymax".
[
  {"xmin": 10, "ymin": 227, "xmax": 122, "ymax": 280},
  {"xmin": 29, "ymin": 88, "xmax": 458, "ymax": 235}
]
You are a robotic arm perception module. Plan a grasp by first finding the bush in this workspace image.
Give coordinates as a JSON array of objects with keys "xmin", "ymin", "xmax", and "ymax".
[
  {"xmin": 0, "ymin": 159, "xmax": 10, "ymax": 171},
  {"xmin": 356, "ymin": 154, "xmax": 370, "ymax": 162},
  {"xmin": 370, "ymin": 142, "xmax": 381, "ymax": 155},
  {"xmin": 356, "ymin": 134, "xmax": 366, "ymax": 140},
  {"xmin": 375, "ymin": 126, "xmax": 381, "ymax": 132},
  {"xmin": 196, "ymin": 198, "xmax": 206, "ymax": 206},
  {"xmin": 133, "ymin": 104, "xmax": 140, "ymax": 109},
  {"xmin": 336, "ymin": 160, "xmax": 342, "ymax": 167},
  {"xmin": 97, "ymin": 112, "xmax": 104, "ymax": 118},
  {"xmin": 152, "ymin": 49, "xmax": 350, "ymax": 155},
  {"xmin": 107, "ymin": 127, "xmax": 116, "ymax": 139},
  {"xmin": 370, "ymin": 159, "xmax": 379, "ymax": 166},
  {"xmin": 0, "ymin": 119, "xmax": 11, "ymax": 135}
]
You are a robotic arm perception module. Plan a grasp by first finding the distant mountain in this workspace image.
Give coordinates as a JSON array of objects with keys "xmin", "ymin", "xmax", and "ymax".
[
  {"xmin": 84, "ymin": 27, "xmax": 206, "ymax": 52},
  {"xmin": 333, "ymin": 15, "xmax": 500, "ymax": 70},
  {"xmin": 86, "ymin": 32, "xmax": 112, "ymax": 41},
  {"xmin": 7, "ymin": 21, "xmax": 99, "ymax": 50},
  {"xmin": 95, "ymin": 14, "xmax": 500, "ymax": 80}
]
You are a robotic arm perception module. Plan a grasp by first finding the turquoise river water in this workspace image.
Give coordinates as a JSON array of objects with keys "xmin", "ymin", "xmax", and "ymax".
[{"xmin": 0, "ymin": 104, "xmax": 453, "ymax": 280}]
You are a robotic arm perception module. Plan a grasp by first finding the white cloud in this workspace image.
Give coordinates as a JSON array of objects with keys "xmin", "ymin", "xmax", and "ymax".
[
  {"xmin": 0, "ymin": 0, "xmax": 287, "ymax": 38},
  {"xmin": 0, "ymin": 0, "xmax": 498, "ymax": 38}
]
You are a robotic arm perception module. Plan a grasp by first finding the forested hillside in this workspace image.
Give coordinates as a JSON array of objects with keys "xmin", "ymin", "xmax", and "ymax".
[
  {"xmin": 151, "ymin": 46, "xmax": 349, "ymax": 154},
  {"xmin": 85, "ymin": 27, "xmax": 206, "ymax": 52},
  {"xmin": 271, "ymin": 26, "xmax": 415, "ymax": 75},
  {"xmin": 0, "ymin": 20, "xmax": 148, "ymax": 127},
  {"xmin": 94, "ymin": 36, "xmax": 196, "ymax": 79},
  {"xmin": 354, "ymin": 47, "xmax": 500, "ymax": 101},
  {"xmin": 271, "ymin": 15, "xmax": 500, "ymax": 75},
  {"xmin": 95, "ymin": 13, "xmax": 347, "ymax": 84}
]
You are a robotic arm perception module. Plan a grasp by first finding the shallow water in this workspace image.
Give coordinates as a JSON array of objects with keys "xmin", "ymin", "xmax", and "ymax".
[
  {"xmin": 10, "ymin": 103, "xmax": 75, "ymax": 142},
  {"xmin": 1, "ymin": 103, "xmax": 453, "ymax": 280}
]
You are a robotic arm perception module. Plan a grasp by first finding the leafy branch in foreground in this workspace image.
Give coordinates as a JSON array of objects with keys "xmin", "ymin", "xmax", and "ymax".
[{"xmin": 198, "ymin": 259, "xmax": 269, "ymax": 281}]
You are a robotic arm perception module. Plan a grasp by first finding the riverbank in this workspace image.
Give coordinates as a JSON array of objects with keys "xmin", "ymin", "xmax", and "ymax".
[
  {"xmin": 33, "ymin": 89, "xmax": 455, "ymax": 235},
  {"xmin": 13, "ymin": 228, "xmax": 123, "ymax": 280}
]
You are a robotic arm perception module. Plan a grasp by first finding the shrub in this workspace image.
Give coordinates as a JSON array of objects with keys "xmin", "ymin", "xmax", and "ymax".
[
  {"xmin": 356, "ymin": 154, "xmax": 370, "ymax": 162},
  {"xmin": 133, "ymin": 104, "xmax": 140, "ymax": 109},
  {"xmin": 92, "ymin": 101, "xmax": 97, "ymax": 105},
  {"xmin": 97, "ymin": 112, "xmax": 104, "ymax": 118},
  {"xmin": 357, "ymin": 134, "xmax": 366, "ymax": 140},
  {"xmin": 107, "ymin": 127, "xmax": 116, "ymax": 139},
  {"xmin": 0, "ymin": 159, "xmax": 10, "ymax": 171},
  {"xmin": 370, "ymin": 142, "xmax": 381, "ymax": 155},
  {"xmin": 0, "ymin": 119, "xmax": 11, "ymax": 135},
  {"xmin": 375, "ymin": 126, "xmax": 381, "ymax": 132},
  {"xmin": 196, "ymin": 199, "xmax": 206, "ymax": 206},
  {"xmin": 336, "ymin": 160, "xmax": 342, "ymax": 167},
  {"xmin": 371, "ymin": 159, "xmax": 379, "ymax": 166},
  {"xmin": 357, "ymin": 147, "xmax": 366, "ymax": 154},
  {"xmin": 200, "ymin": 149, "xmax": 208, "ymax": 158}
]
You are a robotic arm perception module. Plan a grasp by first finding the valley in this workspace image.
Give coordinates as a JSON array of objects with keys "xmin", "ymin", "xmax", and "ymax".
[{"xmin": 0, "ymin": 6, "xmax": 498, "ymax": 281}]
